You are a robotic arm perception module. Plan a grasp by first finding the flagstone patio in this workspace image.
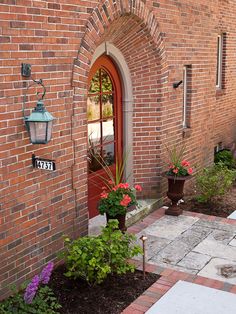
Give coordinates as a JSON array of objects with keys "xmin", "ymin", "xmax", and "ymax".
[
  {"xmin": 122, "ymin": 206, "xmax": 236, "ymax": 314},
  {"xmin": 134, "ymin": 207, "xmax": 236, "ymax": 285}
]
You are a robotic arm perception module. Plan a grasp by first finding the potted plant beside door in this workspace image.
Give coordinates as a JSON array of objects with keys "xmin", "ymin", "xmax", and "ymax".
[
  {"xmin": 98, "ymin": 181, "xmax": 142, "ymax": 232},
  {"xmin": 163, "ymin": 145, "xmax": 193, "ymax": 216},
  {"xmin": 93, "ymin": 155, "xmax": 142, "ymax": 232}
]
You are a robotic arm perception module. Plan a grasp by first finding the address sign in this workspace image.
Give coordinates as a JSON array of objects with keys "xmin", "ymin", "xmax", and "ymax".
[{"xmin": 32, "ymin": 154, "xmax": 56, "ymax": 171}]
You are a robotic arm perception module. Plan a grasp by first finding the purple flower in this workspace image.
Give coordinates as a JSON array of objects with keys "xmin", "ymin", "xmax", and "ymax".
[
  {"xmin": 24, "ymin": 275, "xmax": 40, "ymax": 304},
  {"xmin": 40, "ymin": 262, "xmax": 54, "ymax": 284}
]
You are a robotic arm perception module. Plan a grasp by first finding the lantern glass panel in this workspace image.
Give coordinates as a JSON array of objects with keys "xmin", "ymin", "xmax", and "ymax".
[
  {"xmin": 46, "ymin": 121, "xmax": 53, "ymax": 142},
  {"xmin": 29, "ymin": 122, "xmax": 47, "ymax": 144}
]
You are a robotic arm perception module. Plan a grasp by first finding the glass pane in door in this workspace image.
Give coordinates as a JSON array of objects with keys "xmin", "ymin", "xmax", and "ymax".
[{"xmin": 87, "ymin": 96, "xmax": 100, "ymax": 121}]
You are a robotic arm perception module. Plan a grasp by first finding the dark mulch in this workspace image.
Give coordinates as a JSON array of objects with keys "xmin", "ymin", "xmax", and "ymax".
[
  {"xmin": 49, "ymin": 265, "xmax": 160, "ymax": 314},
  {"xmin": 179, "ymin": 185, "xmax": 236, "ymax": 218}
]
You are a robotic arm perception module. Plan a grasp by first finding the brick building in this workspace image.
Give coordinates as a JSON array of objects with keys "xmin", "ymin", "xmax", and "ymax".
[{"xmin": 0, "ymin": 0, "xmax": 235, "ymax": 298}]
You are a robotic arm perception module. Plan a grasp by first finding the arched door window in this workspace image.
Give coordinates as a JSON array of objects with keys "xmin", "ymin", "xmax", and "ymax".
[{"xmin": 87, "ymin": 56, "xmax": 122, "ymax": 218}]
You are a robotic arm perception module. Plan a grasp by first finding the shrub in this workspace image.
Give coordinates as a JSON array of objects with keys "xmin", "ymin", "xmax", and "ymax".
[
  {"xmin": 196, "ymin": 163, "xmax": 236, "ymax": 203},
  {"xmin": 0, "ymin": 263, "xmax": 61, "ymax": 314},
  {"xmin": 62, "ymin": 220, "xmax": 142, "ymax": 285},
  {"xmin": 214, "ymin": 149, "xmax": 236, "ymax": 169}
]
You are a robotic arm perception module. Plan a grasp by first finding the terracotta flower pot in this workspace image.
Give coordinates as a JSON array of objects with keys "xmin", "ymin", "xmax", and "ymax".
[{"xmin": 164, "ymin": 175, "xmax": 191, "ymax": 216}]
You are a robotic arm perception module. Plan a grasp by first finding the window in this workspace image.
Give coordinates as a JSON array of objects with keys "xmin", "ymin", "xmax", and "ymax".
[
  {"xmin": 216, "ymin": 34, "xmax": 224, "ymax": 88},
  {"xmin": 183, "ymin": 65, "xmax": 191, "ymax": 128}
]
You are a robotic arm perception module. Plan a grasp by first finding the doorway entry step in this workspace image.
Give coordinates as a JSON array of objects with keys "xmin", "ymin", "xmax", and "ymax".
[{"xmin": 88, "ymin": 198, "xmax": 162, "ymax": 236}]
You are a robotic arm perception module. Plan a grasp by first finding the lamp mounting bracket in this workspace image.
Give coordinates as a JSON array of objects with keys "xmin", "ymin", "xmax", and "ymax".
[
  {"xmin": 173, "ymin": 80, "xmax": 183, "ymax": 89},
  {"xmin": 21, "ymin": 63, "xmax": 31, "ymax": 77}
]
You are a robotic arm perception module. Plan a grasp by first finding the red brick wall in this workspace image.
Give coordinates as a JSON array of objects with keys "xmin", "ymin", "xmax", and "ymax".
[{"xmin": 0, "ymin": 0, "xmax": 235, "ymax": 298}]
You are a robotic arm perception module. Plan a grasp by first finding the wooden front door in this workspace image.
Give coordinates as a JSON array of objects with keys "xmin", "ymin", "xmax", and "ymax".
[{"xmin": 87, "ymin": 55, "xmax": 123, "ymax": 218}]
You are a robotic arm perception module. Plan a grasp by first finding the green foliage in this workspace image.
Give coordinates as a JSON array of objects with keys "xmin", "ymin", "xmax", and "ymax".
[
  {"xmin": 196, "ymin": 163, "xmax": 236, "ymax": 203},
  {"xmin": 62, "ymin": 235, "xmax": 111, "ymax": 285},
  {"xmin": 61, "ymin": 220, "xmax": 142, "ymax": 285},
  {"xmin": 165, "ymin": 144, "xmax": 193, "ymax": 176},
  {"xmin": 0, "ymin": 286, "xmax": 61, "ymax": 314},
  {"xmin": 214, "ymin": 149, "xmax": 236, "ymax": 169}
]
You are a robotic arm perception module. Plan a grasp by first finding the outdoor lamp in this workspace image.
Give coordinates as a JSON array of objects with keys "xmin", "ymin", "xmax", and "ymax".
[{"xmin": 22, "ymin": 65, "xmax": 55, "ymax": 144}]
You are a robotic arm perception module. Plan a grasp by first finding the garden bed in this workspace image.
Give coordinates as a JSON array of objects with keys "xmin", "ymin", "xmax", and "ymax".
[
  {"xmin": 49, "ymin": 265, "xmax": 160, "ymax": 314},
  {"xmin": 180, "ymin": 185, "xmax": 236, "ymax": 218}
]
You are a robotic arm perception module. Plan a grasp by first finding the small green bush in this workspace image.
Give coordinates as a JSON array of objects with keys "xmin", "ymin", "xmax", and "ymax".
[
  {"xmin": 61, "ymin": 220, "xmax": 142, "ymax": 285},
  {"xmin": 196, "ymin": 163, "xmax": 236, "ymax": 203},
  {"xmin": 214, "ymin": 149, "xmax": 236, "ymax": 169}
]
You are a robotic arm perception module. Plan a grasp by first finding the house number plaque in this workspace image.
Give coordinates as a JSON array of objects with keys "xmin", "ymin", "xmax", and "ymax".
[{"xmin": 32, "ymin": 154, "xmax": 56, "ymax": 171}]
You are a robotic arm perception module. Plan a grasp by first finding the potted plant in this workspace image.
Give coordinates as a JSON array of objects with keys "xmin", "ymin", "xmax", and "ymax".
[
  {"xmin": 163, "ymin": 145, "xmax": 193, "ymax": 216},
  {"xmin": 89, "ymin": 151, "xmax": 142, "ymax": 231},
  {"xmin": 98, "ymin": 181, "xmax": 142, "ymax": 231}
]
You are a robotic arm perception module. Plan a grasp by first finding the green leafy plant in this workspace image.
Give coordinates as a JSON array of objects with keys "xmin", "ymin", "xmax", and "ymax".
[
  {"xmin": 214, "ymin": 149, "xmax": 236, "ymax": 169},
  {"xmin": 101, "ymin": 219, "xmax": 142, "ymax": 274},
  {"xmin": 165, "ymin": 145, "xmax": 193, "ymax": 176},
  {"xmin": 0, "ymin": 263, "xmax": 61, "ymax": 314},
  {"xmin": 61, "ymin": 220, "xmax": 142, "ymax": 285},
  {"xmin": 196, "ymin": 163, "xmax": 236, "ymax": 203},
  {"xmin": 62, "ymin": 235, "xmax": 111, "ymax": 285}
]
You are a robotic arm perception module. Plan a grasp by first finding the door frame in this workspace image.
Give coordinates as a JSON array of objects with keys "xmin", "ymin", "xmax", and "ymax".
[{"xmin": 90, "ymin": 42, "xmax": 134, "ymax": 185}]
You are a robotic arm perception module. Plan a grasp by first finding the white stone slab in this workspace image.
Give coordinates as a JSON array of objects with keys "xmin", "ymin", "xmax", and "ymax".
[
  {"xmin": 229, "ymin": 238, "xmax": 236, "ymax": 247},
  {"xmin": 141, "ymin": 215, "xmax": 199, "ymax": 240},
  {"xmin": 198, "ymin": 257, "xmax": 236, "ymax": 284},
  {"xmin": 208, "ymin": 229, "xmax": 235, "ymax": 245},
  {"xmin": 228, "ymin": 210, "xmax": 236, "ymax": 220},
  {"xmin": 177, "ymin": 252, "xmax": 211, "ymax": 271},
  {"xmin": 146, "ymin": 280, "xmax": 236, "ymax": 314},
  {"xmin": 193, "ymin": 239, "xmax": 236, "ymax": 261}
]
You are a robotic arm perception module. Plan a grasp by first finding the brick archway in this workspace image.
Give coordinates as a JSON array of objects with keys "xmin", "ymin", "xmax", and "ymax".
[
  {"xmin": 71, "ymin": 0, "xmax": 169, "ymax": 235},
  {"xmin": 72, "ymin": 0, "xmax": 168, "ymax": 88}
]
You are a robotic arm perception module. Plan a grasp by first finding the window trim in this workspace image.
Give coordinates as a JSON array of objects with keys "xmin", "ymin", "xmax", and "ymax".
[
  {"xmin": 216, "ymin": 34, "xmax": 223, "ymax": 89},
  {"xmin": 183, "ymin": 65, "xmax": 188, "ymax": 128}
]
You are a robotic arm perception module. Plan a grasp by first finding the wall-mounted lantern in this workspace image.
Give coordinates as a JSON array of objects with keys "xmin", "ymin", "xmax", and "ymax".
[{"xmin": 22, "ymin": 63, "xmax": 55, "ymax": 144}]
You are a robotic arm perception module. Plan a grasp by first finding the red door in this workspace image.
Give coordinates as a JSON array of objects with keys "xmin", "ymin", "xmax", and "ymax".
[{"xmin": 87, "ymin": 56, "xmax": 123, "ymax": 218}]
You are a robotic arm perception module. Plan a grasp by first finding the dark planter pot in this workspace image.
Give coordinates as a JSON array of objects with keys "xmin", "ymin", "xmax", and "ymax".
[
  {"xmin": 164, "ymin": 175, "xmax": 191, "ymax": 216},
  {"xmin": 106, "ymin": 213, "xmax": 127, "ymax": 232}
]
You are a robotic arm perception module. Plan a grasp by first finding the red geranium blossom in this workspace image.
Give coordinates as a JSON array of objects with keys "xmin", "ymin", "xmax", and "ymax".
[
  {"xmin": 100, "ymin": 191, "xmax": 108, "ymax": 199},
  {"xmin": 134, "ymin": 184, "xmax": 142, "ymax": 192},
  {"xmin": 120, "ymin": 194, "xmax": 132, "ymax": 207},
  {"xmin": 181, "ymin": 160, "xmax": 190, "ymax": 167},
  {"xmin": 187, "ymin": 167, "xmax": 193, "ymax": 175},
  {"xmin": 173, "ymin": 168, "xmax": 179, "ymax": 174}
]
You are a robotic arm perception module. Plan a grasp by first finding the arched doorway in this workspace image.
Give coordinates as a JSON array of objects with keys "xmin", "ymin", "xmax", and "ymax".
[{"xmin": 87, "ymin": 55, "xmax": 123, "ymax": 218}]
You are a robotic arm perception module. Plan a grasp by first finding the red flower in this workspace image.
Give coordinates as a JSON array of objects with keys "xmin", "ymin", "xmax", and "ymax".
[
  {"xmin": 173, "ymin": 168, "xmax": 179, "ymax": 174},
  {"xmin": 187, "ymin": 167, "xmax": 193, "ymax": 175},
  {"xmin": 108, "ymin": 180, "xmax": 114, "ymax": 185},
  {"xmin": 181, "ymin": 160, "xmax": 190, "ymax": 167},
  {"xmin": 120, "ymin": 194, "xmax": 131, "ymax": 207},
  {"xmin": 134, "ymin": 184, "xmax": 142, "ymax": 192},
  {"xmin": 169, "ymin": 164, "xmax": 175, "ymax": 169},
  {"xmin": 101, "ymin": 191, "xmax": 108, "ymax": 199},
  {"xmin": 117, "ymin": 183, "xmax": 129, "ymax": 189}
]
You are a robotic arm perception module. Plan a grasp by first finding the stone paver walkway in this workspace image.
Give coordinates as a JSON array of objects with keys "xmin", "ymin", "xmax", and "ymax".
[
  {"xmin": 122, "ymin": 207, "xmax": 236, "ymax": 314},
  {"xmin": 134, "ymin": 207, "xmax": 236, "ymax": 284}
]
